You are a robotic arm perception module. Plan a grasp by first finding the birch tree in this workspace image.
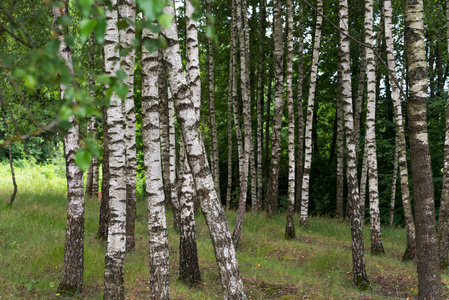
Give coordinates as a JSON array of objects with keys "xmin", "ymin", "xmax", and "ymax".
[
  {"xmin": 364, "ymin": 0, "xmax": 384, "ymax": 255},
  {"xmin": 339, "ymin": 0, "xmax": 369, "ymax": 288},
  {"xmin": 284, "ymin": 0, "xmax": 295, "ymax": 239},
  {"xmin": 160, "ymin": 4, "xmax": 246, "ymax": 298},
  {"xmin": 52, "ymin": 1, "xmax": 85, "ymax": 294},
  {"xmin": 383, "ymin": 0, "xmax": 416, "ymax": 261},
  {"xmin": 141, "ymin": 28, "xmax": 170, "ymax": 299},
  {"xmin": 405, "ymin": 0, "xmax": 440, "ymax": 296},
  {"xmin": 103, "ymin": 1, "xmax": 127, "ymax": 297},
  {"xmin": 118, "ymin": 0, "xmax": 137, "ymax": 253},
  {"xmin": 300, "ymin": 0, "xmax": 323, "ymax": 227},
  {"xmin": 265, "ymin": 0, "xmax": 284, "ymax": 216},
  {"xmin": 438, "ymin": 0, "xmax": 449, "ymax": 270}
]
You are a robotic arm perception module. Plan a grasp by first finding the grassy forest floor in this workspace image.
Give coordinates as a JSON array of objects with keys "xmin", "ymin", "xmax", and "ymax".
[{"xmin": 1, "ymin": 162, "xmax": 449, "ymax": 299}]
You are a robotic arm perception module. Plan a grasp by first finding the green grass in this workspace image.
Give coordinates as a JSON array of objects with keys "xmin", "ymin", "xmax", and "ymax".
[{"xmin": 1, "ymin": 161, "xmax": 448, "ymax": 299}]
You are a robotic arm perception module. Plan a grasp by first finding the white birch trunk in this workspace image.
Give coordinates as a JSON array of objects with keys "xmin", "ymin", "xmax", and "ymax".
[
  {"xmin": 103, "ymin": 1, "xmax": 127, "ymax": 297},
  {"xmin": 160, "ymin": 4, "xmax": 246, "ymax": 298},
  {"xmin": 141, "ymin": 28, "xmax": 170, "ymax": 299},
  {"xmin": 300, "ymin": 0, "xmax": 323, "ymax": 227}
]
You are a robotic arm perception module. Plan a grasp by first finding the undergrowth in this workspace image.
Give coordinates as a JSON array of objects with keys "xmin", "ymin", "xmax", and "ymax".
[{"xmin": 0, "ymin": 161, "xmax": 448, "ymax": 299}]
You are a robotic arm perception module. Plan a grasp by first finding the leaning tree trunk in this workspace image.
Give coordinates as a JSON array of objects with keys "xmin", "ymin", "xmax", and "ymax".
[
  {"xmin": 177, "ymin": 0, "xmax": 202, "ymax": 283},
  {"xmin": 383, "ymin": 0, "xmax": 416, "ymax": 261},
  {"xmin": 1, "ymin": 102, "xmax": 17, "ymax": 207},
  {"xmin": 160, "ymin": 4, "xmax": 246, "ymax": 298},
  {"xmin": 103, "ymin": 1, "xmax": 127, "ymax": 298},
  {"xmin": 364, "ymin": 0, "xmax": 384, "ymax": 255},
  {"xmin": 284, "ymin": 0, "xmax": 295, "ymax": 239},
  {"xmin": 405, "ymin": 0, "xmax": 441, "ymax": 297},
  {"xmin": 52, "ymin": 1, "xmax": 85, "ymax": 295},
  {"xmin": 339, "ymin": 0, "xmax": 369, "ymax": 289},
  {"xmin": 232, "ymin": 0, "xmax": 254, "ymax": 246},
  {"xmin": 118, "ymin": 0, "xmax": 137, "ymax": 253},
  {"xmin": 300, "ymin": 0, "xmax": 323, "ymax": 228},
  {"xmin": 265, "ymin": 0, "xmax": 284, "ymax": 217},
  {"xmin": 141, "ymin": 29, "xmax": 170, "ymax": 299},
  {"xmin": 438, "ymin": 0, "xmax": 449, "ymax": 270}
]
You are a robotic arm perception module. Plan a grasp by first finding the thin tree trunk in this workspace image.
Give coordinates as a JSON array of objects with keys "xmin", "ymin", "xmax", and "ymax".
[
  {"xmin": 295, "ymin": 4, "xmax": 304, "ymax": 214},
  {"xmin": 389, "ymin": 133, "xmax": 399, "ymax": 227},
  {"xmin": 438, "ymin": 0, "xmax": 449, "ymax": 270},
  {"xmin": 336, "ymin": 49, "xmax": 344, "ymax": 220},
  {"xmin": 85, "ymin": 114, "xmax": 97, "ymax": 198},
  {"xmin": 1, "ymin": 102, "xmax": 17, "ymax": 207},
  {"xmin": 265, "ymin": 0, "xmax": 284, "ymax": 217},
  {"xmin": 406, "ymin": 0, "xmax": 441, "ymax": 297},
  {"xmin": 226, "ymin": 21, "xmax": 234, "ymax": 211},
  {"xmin": 206, "ymin": 0, "xmax": 220, "ymax": 201},
  {"xmin": 160, "ymin": 72, "xmax": 171, "ymax": 207},
  {"xmin": 103, "ymin": 1, "xmax": 127, "ymax": 297},
  {"xmin": 160, "ymin": 4, "xmax": 246, "ymax": 298},
  {"xmin": 359, "ymin": 145, "xmax": 368, "ymax": 221},
  {"xmin": 98, "ymin": 104, "xmax": 109, "ymax": 240},
  {"xmin": 52, "ymin": 1, "xmax": 85, "ymax": 294},
  {"xmin": 383, "ymin": 0, "xmax": 416, "ymax": 261},
  {"xmin": 300, "ymin": 0, "xmax": 323, "ymax": 227},
  {"xmin": 141, "ymin": 30, "xmax": 170, "ymax": 298},
  {"xmin": 284, "ymin": 0, "xmax": 295, "ymax": 239},
  {"xmin": 232, "ymin": 0, "xmax": 254, "ymax": 246},
  {"xmin": 364, "ymin": 0, "xmax": 384, "ymax": 255},
  {"xmin": 118, "ymin": 0, "xmax": 137, "ymax": 253},
  {"xmin": 339, "ymin": 0, "xmax": 369, "ymax": 289}
]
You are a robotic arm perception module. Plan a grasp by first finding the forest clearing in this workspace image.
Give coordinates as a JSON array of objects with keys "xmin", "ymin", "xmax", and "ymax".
[
  {"xmin": 2, "ymin": 0, "xmax": 449, "ymax": 298},
  {"xmin": 1, "ymin": 162, "xmax": 448, "ymax": 299}
]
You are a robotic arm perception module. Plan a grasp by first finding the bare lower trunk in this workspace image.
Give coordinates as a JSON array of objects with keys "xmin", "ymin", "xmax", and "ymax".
[
  {"xmin": 160, "ymin": 4, "xmax": 246, "ymax": 298},
  {"xmin": 232, "ymin": 0, "xmax": 254, "ymax": 246},
  {"xmin": 383, "ymin": 0, "xmax": 416, "ymax": 261},
  {"xmin": 226, "ymin": 38, "xmax": 233, "ymax": 211},
  {"xmin": 265, "ymin": 0, "xmax": 284, "ymax": 217},
  {"xmin": 365, "ymin": 0, "xmax": 384, "ymax": 255},
  {"xmin": 336, "ymin": 51, "xmax": 344, "ymax": 220},
  {"xmin": 406, "ymin": 0, "xmax": 441, "ymax": 297},
  {"xmin": 389, "ymin": 134, "xmax": 399, "ymax": 227},
  {"xmin": 359, "ymin": 146, "xmax": 368, "ymax": 220},
  {"xmin": 119, "ymin": 0, "xmax": 137, "ymax": 253},
  {"xmin": 98, "ymin": 105, "xmax": 109, "ymax": 240},
  {"xmin": 284, "ymin": 0, "xmax": 295, "ymax": 239},
  {"xmin": 52, "ymin": 2, "xmax": 85, "ymax": 295},
  {"xmin": 300, "ymin": 0, "xmax": 323, "ymax": 228},
  {"xmin": 141, "ymin": 31, "xmax": 170, "ymax": 298},
  {"xmin": 339, "ymin": 0, "xmax": 369, "ymax": 289},
  {"xmin": 103, "ymin": 1, "xmax": 127, "ymax": 298}
]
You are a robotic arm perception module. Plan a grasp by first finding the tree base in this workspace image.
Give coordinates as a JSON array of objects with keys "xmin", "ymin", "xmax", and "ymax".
[
  {"xmin": 371, "ymin": 245, "xmax": 385, "ymax": 256},
  {"xmin": 440, "ymin": 260, "xmax": 448, "ymax": 270},
  {"xmin": 284, "ymin": 225, "xmax": 295, "ymax": 240},
  {"xmin": 355, "ymin": 275, "xmax": 370, "ymax": 291},
  {"xmin": 402, "ymin": 245, "xmax": 415, "ymax": 262},
  {"xmin": 57, "ymin": 283, "xmax": 82, "ymax": 297}
]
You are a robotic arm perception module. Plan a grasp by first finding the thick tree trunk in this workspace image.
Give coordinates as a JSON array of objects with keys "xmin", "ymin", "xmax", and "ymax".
[
  {"xmin": 232, "ymin": 0, "xmax": 254, "ymax": 246},
  {"xmin": 383, "ymin": 0, "xmax": 416, "ymax": 261},
  {"xmin": 438, "ymin": 0, "xmax": 449, "ymax": 270},
  {"xmin": 98, "ymin": 105, "xmax": 109, "ymax": 240},
  {"xmin": 405, "ymin": 0, "xmax": 441, "ymax": 297},
  {"xmin": 284, "ymin": 0, "xmax": 295, "ymax": 239},
  {"xmin": 300, "ymin": 0, "xmax": 323, "ymax": 228},
  {"xmin": 141, "ymin": 30, "xmax": 170, "ymax": 298},
  {"xmin": 118, "ymin": 0, "xmax": 137, "ymax": 253},
  {"xmin": 160, "ymin": 4, "xmax": 246, "ymax": 298},
  {"xmin": 364, "ymin": 0, "xmax": 384, "ymax": 255},
  {"xmin": 103, "ymin": 1, "xmax": 127, "ymax": 298},
  {"xmin": 1, "ymin": 102, "xmax": 17, "ymax": 207},
  {"xmin": 265, "ymin": 0, "xmax": 284, "ymax": 217},
  {"xmin": 339, "ymin": 0, "xmax": 369, "ymax": 289},
  {"xmin": 52, "ymin": 2, "xmax": 85, "ymax": 295}
]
